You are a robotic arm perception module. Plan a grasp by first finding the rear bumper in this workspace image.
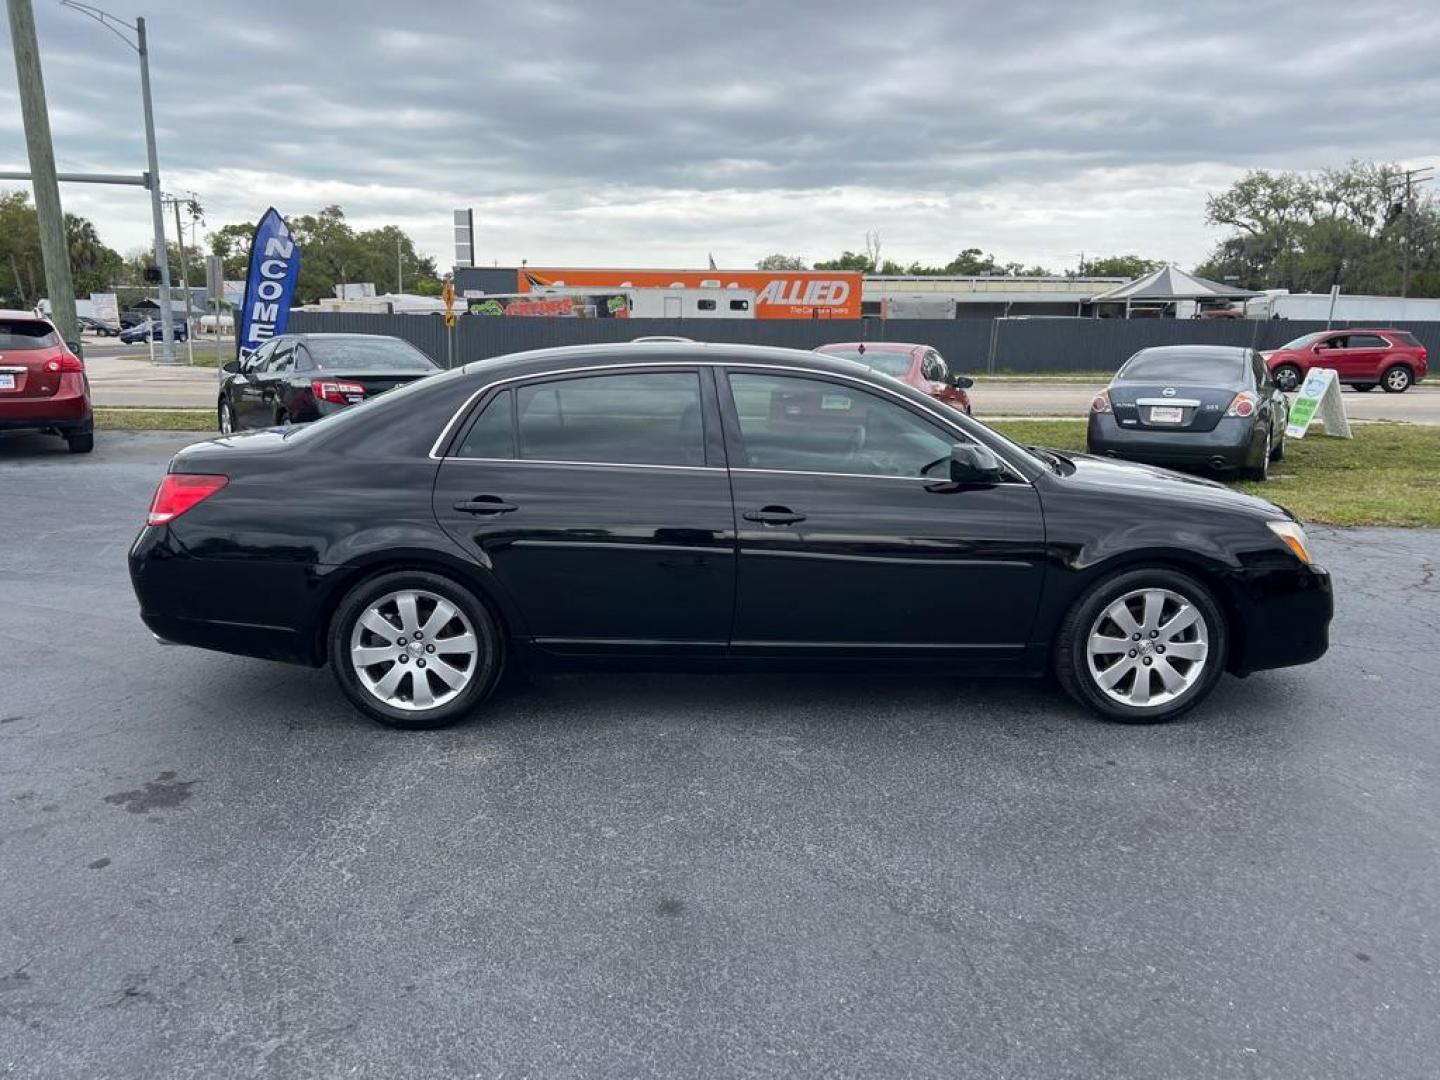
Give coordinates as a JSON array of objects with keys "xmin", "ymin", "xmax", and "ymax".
[
  {"xmin": 0, "ymin": 379, "xmax": 92, "ymax": 432},
  {"xmin": 1087, "ymin": 414, "xmax": 1261, "ymax": 471}
]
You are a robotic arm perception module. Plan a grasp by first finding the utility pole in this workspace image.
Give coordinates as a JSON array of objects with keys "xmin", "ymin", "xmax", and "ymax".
[
  {"xmin": 7, "ymin": 0, "xmax": 78, "ymax": 344},
  {"xmin": 397, "ymin": 236, "xmax": 403, "ymax": 294},
  {"xmin": 1397, "ymin": 166, "xmax": 1433, "ymax": 299},
  {"xmin": 164, "ymin": 192, "xmax": 199, "ymax": 363}
]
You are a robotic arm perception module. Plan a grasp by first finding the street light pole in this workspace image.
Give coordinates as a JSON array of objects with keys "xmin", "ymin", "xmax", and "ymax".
[
  {"xmin": 6, "ymin": 0, "xmax": 78, "ymax": 345},
  {"xmin": 135, "ymin": 16, "xmax": 176, "ymax": 363},
  {"xmin": 57, "ymin": 2, "xmax": 176, "ymax": 363}
]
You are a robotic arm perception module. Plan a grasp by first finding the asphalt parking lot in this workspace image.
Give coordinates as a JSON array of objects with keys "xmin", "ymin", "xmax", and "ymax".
[{"xmin": 3, "ymin": 430, "xmax": 1439, "ymax": 1079}]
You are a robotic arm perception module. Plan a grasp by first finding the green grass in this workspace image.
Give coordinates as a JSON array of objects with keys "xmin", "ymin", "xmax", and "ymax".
[
  {"xmin": 94, "ymin": 407, "xmax": 213, "ymax": 432},
  {"xmin": 990, "ymin": 418, "xmax": 1440, "ymax": 528}
]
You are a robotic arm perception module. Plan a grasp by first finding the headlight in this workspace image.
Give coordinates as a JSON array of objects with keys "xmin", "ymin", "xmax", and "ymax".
[{"xmin": 1267, "ymin": 520, "xmax": 1312, "ymax": 564}]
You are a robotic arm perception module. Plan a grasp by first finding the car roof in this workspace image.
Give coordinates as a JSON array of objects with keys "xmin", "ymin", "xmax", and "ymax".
[
  {"xmin": 287, "ymin": 333, "xmax": 409, "ymax": 342},
  {"xmin": 0, "ymin": 309, "xmax": 50, "ymax": 322},
  {"xmin": 459, "ymin": 341, "xmax": 880, "ymax": 382},
  {"xmin": 1130, "ymin": 345, "xmax": 1253, "ymax": 359}
]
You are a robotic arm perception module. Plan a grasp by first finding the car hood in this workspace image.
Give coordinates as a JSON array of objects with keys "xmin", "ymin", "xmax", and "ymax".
[{"xmin": 1046, "ymin": 450, "xmax": 1292, "ymax": 520}]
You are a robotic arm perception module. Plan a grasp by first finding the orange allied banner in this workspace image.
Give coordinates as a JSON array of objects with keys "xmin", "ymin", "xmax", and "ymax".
[{"xmin": 518, "ymin": 268, "xmax": 863, "ymax": 320}]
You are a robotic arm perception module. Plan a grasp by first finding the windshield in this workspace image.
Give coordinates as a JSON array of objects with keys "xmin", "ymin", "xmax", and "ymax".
[
  {"xmin": 309, "ymin": 337, "xmax": 437, "ymax": 372},
  {"xmin": 0, "ymin": 319, "xmax": 60, "ymax": 350},
  {"xmin": 1279, "ymin": 332, "xmax": 1323, "ymax": 351},
  {"xmin": 1116, "ymin": 350, "xmax": 1246, "ymax": 384},
  {"xmin": 821, "ymin": 347, "xmax": 911, "ymax": 377}
]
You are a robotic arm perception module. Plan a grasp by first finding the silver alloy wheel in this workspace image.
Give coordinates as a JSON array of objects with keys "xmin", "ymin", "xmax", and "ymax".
[
  {"xmin": 1275, "ymin": 366, "xmax": 1300, "ymax": 392},
  {"xmin": 349, "ymin": 588, "xmax": 479, "ymax": 711},
  {"xmin": 1385, "ymin": 367, "xmax": 1410, "ymax": 391},
  {"xmin": 219, "ymin": 402, "xmax": 233, "ymax": 435},
  {"xmin": 1085, "ymin": 587, "xmax": 1210, "ymax": 709}
]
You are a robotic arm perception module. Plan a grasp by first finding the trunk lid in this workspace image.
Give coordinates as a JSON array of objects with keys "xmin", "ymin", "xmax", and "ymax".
[{"xmin": 1107, "ymin": 382, "xmax": 1236, "ymax": 433}]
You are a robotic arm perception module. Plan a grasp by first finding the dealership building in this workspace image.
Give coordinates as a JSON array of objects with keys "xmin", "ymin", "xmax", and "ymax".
[{"xmin": 453, "ymin": 266, "xmax": 1124, "ymax": 320}]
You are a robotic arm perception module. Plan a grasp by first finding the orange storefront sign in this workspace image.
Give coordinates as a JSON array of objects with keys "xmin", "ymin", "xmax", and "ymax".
[{"xmin": 518, "ymin": 268, "xmax": 862, "ymax": 320}]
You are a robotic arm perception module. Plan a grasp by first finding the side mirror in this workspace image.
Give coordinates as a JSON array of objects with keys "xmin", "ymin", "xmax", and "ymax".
[
  {"xmin": 65, "ymin": 340, "xmax": 80, "ymax": 355},
  {"xmin": 949, "ymin": 442, "xmax": 1005, "ymax": 485},
  {"xmin": 221, "ymin": 360, "xmax": 240, "ymax": 375},
  {"xmin": 949, "ymin": 374, "xmax": 974, "ymax": 389}
]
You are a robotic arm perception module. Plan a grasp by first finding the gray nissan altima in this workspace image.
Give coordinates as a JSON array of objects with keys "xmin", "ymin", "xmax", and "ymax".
[{"xmin": 1086, "ymin": 345, "xmax": 1289, "ymax": 481}]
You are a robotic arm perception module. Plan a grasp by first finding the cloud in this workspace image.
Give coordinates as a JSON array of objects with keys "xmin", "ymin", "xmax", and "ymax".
[{"xmin": 2, "ymin": 0, "xmax": 1436, "ymax": 274}]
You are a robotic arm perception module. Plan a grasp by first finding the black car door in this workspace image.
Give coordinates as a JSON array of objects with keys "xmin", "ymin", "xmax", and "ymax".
[
  {"xmin": 431, "ymin": 366, "xmax": 736, "ymax": 654},
  {"xmin": 718, "ymin": 367, "xmax": 1046, "ymax": 657},
  {"xmin": 254, "ymin": 339, "xmax": 297, "ymax": 424},
  {"xmin": 231, "ymin": 339, "xmax": 276, "ymax": 428}
]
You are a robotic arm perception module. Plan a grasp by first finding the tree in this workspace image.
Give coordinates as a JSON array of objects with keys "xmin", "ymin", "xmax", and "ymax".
[
  {"xmin": 1195, "ymin": 161, "xmax": 1440, "ymax": 296},
  {"xmin": 813, "ymin": 250, "xmax": 874, "ymax": 272},
  {"xmin": 0, "ymin": 190, "xmax": 123, "ymax": 307},
  {"xmin": 1078, "ymin": 255, "xmax": 1165, "ymax": 279},
  {"xmin": 755, "ymin": 253, "xmax": 808, "ymax": 271}
]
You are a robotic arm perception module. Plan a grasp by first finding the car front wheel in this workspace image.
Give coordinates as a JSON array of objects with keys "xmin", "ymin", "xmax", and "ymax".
[
  {"xmin": 218, "ymin": 400, "xmax": 236, "ymax": 434},
  {"xmin": 1381, "ymin": 365, "xmax": 1413, "ymax": 393},
  {"xmin": 1056, "ymin": 568, "xmax": 1227, "ymax": 723},
  {"xmin": 328, "ymin": 570, "xmax": 504, "ymax": 729}
]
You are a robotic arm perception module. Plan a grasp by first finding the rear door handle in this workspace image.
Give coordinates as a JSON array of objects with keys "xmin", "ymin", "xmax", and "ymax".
[
  {"xmin": 454, "ymin": 496, "xmax": 518, "ymax": 515},
  {"xmin": 743, "ymin": 506, "xmax": 805, "ymax": 526}
]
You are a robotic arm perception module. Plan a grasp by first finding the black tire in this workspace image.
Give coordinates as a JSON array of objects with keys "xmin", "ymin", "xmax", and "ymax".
[
  {"xmin": 66, "ymin": 432, "xmax": 94, "ymax": 454},
  {"xmin": 274, "ymin": 407, "xmax": 290, "ymax": 427},
  {"xmin": 327, "ymin": 570, "xmax": 504, "ymax": 730},
  {"xmin": 1241, "ymin": 426, "xmax": 1271, "ymax": 481},
  {"xmin": 1381, "ymin": 365, "xmax": 1412, "ymax": 393},
  {"xmin": 1351, "ymin": 383, "xmax": 1376, "ymax": 393},
  {"xmin": 1272, "ymin": 364, "xmax": 1302, "ymax": 393},
  {"xmin": 1269, "ymin": 432, "xmax": 1285, "ymax": 462},
  {"xmin": 1055, "ymin": 567, "xmax": 1228, "ymax": 724},
  {"xmin": 218, "ymin": 399, "xmax": 237, "ymax": 435}
]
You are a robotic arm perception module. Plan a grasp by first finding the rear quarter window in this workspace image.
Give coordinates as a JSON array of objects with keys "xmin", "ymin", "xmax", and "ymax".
[{"xmin": 0, "ymin": 320, "xmax": 60, "ymax": 350}]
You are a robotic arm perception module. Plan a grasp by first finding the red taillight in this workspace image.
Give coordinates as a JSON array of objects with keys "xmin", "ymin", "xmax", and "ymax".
[
  {"xmin": 45, "ymin": 353, "xmax": 84, "ymax": 373},
  {"xmin": 311, "ymin": 379, "xmax": 365, "ymax": 405},
  {"xmin": 146, "ymin": 474, "xmax": 228, "ymax": 526},
  {"xmin": 1226, "ymin": 391, "xmax": 1257, "ymax": 418},
  {"xmin": 1091, "ymin": 391, "xmax": 1112, "ymax": 414}
]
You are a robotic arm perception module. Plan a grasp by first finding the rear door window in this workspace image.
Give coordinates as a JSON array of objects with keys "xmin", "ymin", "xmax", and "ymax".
[
  {"xmin": 1347, "ymin": 334, "xmax": 1389, "ymax": 349},
  {"xmin": 455, "ymin": 390, "xmax": 515, "ymax": 459},
  {"xmin": 515, "ymin": 372, "xmax": 706, "ymax": 467},
  {"xmin": 0, "ymin": 319, "xmax": 59, "ymax": 350}
]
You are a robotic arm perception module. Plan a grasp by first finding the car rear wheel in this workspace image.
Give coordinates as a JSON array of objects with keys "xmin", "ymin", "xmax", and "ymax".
[
  {"xmin": 1056, "ymin": 568, "xmax": 1227, "ymax": 724},
  {"xmin": 65, "ymin": 432, "xmax": 94, "ymax": 454},
  {"xmin": 218, "ymin": 400, "xmax": 236, "ymax": 434},
  {"xmin": 1381, "ymin": 365, "xmax": 1413, "ymax": 393},
  {"xmin": 1273, "ymin": 364, "xmax": 1302, "ymax": 392},
  {"xmin": 328, "ymin": 570, "xmax": 503, "ymax": 730},
  {"xmin": 1243, "ymin": 427, "xmax": 1271, "ymax": 481}
]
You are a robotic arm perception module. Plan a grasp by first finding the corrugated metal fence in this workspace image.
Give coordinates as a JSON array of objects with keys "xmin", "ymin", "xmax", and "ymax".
[{"xmin": 286, "ymin": 311, "xmax": 1440, "ymax": 375}]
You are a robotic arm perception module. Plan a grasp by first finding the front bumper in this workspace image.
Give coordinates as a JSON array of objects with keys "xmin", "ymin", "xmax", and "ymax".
[
  {"xmin": 1227, "ymin": 561, "xmax": 1333, "ymax": 675},
  {"xmin": 1087, "ymin": 414, "xmax": 1261, "ymax": 471}
]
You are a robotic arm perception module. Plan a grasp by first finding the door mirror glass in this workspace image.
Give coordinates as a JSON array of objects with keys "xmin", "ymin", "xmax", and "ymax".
[
  {"xmin": 949, "ymin": 374, "xmax": 974, "ymax": 389},
  {"xmin": 65, "ymin": 340, "xmax": 80, "ymax": 355},
  {"xmin": 949, "ymin": 442, "xmax": 1004, "ymax": 484},
  {"xmin": 221, "ymin": 359, "xmax": 240, "ymax": 375}
]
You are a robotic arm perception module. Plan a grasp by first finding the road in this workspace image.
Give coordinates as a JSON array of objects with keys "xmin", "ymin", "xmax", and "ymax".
[
  {"xmin": 81, "ymin": 352, "xmax": 1440, "ymax": 422},
  {"xmin": 2, "ymin": 431, "xmax": 1438, "ymax": 1079}
]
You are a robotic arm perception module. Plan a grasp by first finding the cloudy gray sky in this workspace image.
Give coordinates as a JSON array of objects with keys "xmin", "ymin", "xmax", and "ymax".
[{"xmin": 3, "ymin": 0, "xmax": 1437, "ymax": 273}]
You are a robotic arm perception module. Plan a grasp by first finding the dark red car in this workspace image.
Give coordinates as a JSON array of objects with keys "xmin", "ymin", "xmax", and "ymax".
[
  {"xmin": 0, "ymin": 311, "xmax": 93, "ymax": 453},
  {"xmin": 815, "ymin": 341, "xmax": 973, "ymax": 414},
  {"xmin": 1262, "ymin": 328, "xmax": 1428, "ymax": 393}
]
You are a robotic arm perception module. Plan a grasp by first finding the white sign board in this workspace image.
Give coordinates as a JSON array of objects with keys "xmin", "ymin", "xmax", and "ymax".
[
  {"xmin": 89, "ymin": 292, "xmax": 120, "ymax": 327},
  {"xmin": 1285, "ymin": 367, "xmax": 1352, "ymax": 439}
]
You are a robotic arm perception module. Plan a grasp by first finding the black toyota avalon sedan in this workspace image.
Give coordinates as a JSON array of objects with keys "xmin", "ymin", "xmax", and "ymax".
[
  {"xmin": 130, "ymin": 342, "xmax": 1331, "ymax": 730},
  {"xmin": 217, "ymin": 332, "xmax": 440, "ymax": 433},
  {"xmin": 1087, "ymin": 345, "xmax": 1289, "ymax": 480}
]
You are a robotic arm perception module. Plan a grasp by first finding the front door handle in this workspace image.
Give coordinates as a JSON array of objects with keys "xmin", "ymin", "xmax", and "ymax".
[
  {"xmin": 454, "ymin": 496, "xmax": 517, "ymax": 515},
  {"xmin": 743, "ymin": 505, "xmax": 805, "ymax": 526}
]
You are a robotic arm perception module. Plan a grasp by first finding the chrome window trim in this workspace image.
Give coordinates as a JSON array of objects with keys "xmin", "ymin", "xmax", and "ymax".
[
  {"xmin": 429, "ymin": 359, "xmax": 1031, "ymax": 483},
  {"xmin": 429, "ymin": 456, "xmax": 720, "ymax": 473}
]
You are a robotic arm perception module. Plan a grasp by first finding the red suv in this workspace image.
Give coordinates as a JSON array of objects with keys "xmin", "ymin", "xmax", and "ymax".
[
  {"xmin": 0, "ymin": 311, "xmax": 94, "ymax": 453},
  {"xmin": 814, "ymin": 341, "xmax": 974, "ymax": 414},
  {"xmin": 1263, "ymin": 329, "xmax": 1428, "ymax": 394}
]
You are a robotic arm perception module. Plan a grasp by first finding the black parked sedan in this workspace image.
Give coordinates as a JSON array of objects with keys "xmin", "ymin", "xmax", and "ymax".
[
  {"xmin": 217, "ymin": 333, "xmax": 440, "ymax": 432},
  {"xmin": 131, "ymin": 343, "xmax": 1331, "ymax": 730},
  {"xmin": 1087, "ymin": 345, "xmax": 1289, "ymax": 480}
]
